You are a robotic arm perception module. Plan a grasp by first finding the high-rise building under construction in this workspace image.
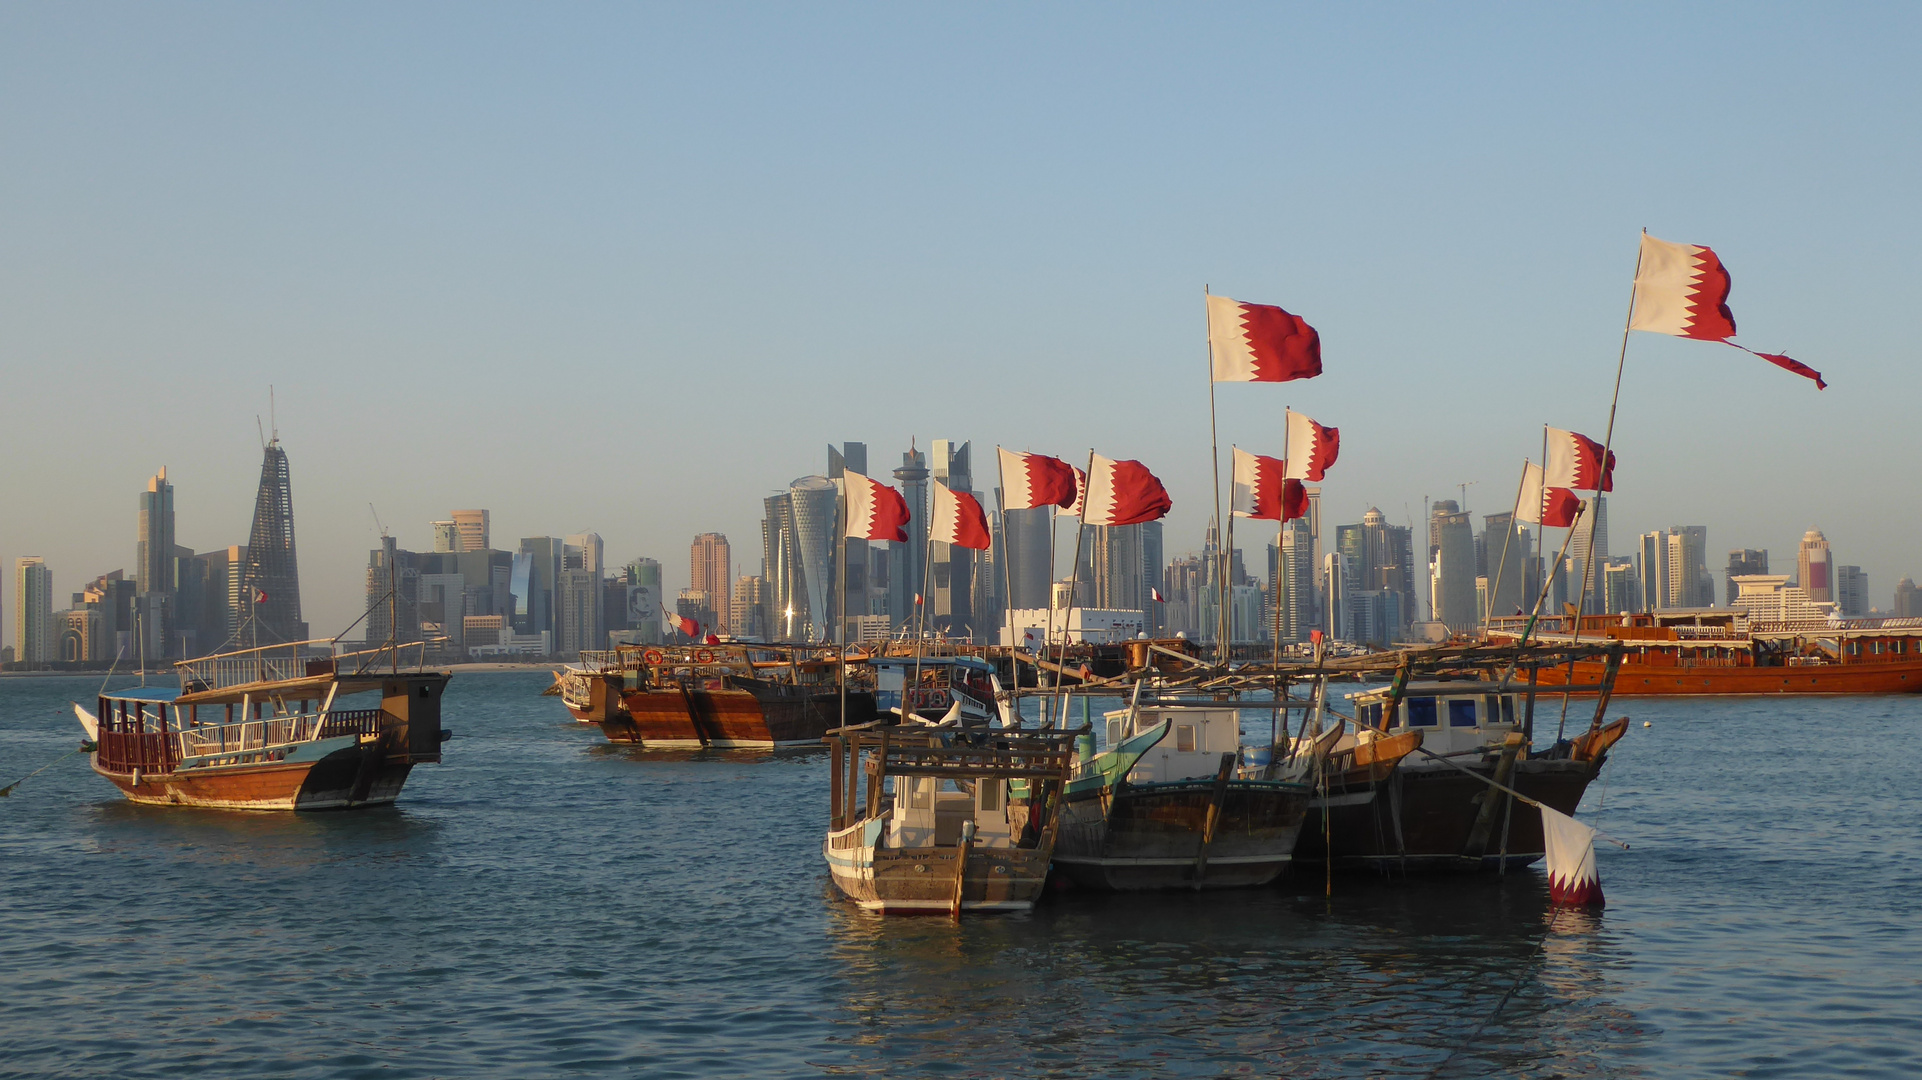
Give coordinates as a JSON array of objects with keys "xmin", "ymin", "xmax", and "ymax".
[{"xmin": 239, "ymin": 439, "xmax": 308, "ymax": 645}]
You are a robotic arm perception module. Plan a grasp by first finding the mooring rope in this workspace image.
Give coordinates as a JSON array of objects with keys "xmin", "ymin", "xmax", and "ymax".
[
  {"xmin": 1421, "ymin": 906, "xmax": 1578, "ymax": 1079},
  {"xmin": 0, "ymin": 742, "xmax": 93, "ymax": 798}
]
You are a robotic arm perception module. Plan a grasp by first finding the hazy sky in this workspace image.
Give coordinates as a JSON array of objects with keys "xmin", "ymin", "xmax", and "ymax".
[{"xmin": 4, "ymin": 4, "xmax": 1919, "ymax": 642}]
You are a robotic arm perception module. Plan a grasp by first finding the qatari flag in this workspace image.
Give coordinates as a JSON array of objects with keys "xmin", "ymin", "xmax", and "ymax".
[
  {"xmin": 1516, "ymin": 461, "xmax": 1581, "ymax": 528},
  {"xmin": 1231, "ymin": 448, "xmax": 1307, "ymax": 522},
  {"xmin": 842, "ymin": 470, "xmax": 910, "ymax": 542},
  {"xmin": 1630, "ymin": 232, "xmax": 1825, "ymax": 389},
  {"xmin": 1282, "ymin": 410, "xmax": 1339, "ymax": 482},
  {"xmin": 996, "ymin": 447, "xmax": 1079, "ymax": 510},
  {"xmin": 664, "ymin": 606, "xmax": 700, "ymax": 640},
  {"xmin": 1542, "ymin": 805, "xmax": 1605, "ymax": 908},
  {"xmin": 1081, "ymin": 454, "xmax": 1172, "ymax": 526},
  {"xmin": 1544, "ymin": 427, "xmax": 1614, "ymax": 493},
  {"xmin": 931, "ymin": 481, "xmax": 991, "ymax": 550},
  {"xmin": 1207, "ymin": 294, "xmax": 1322, "ymax": 383}
]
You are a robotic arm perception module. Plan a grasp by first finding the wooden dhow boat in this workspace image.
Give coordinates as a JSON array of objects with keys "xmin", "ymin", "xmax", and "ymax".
[
  {"xmin": 822, "ymin": 722, "xmax": 1079, "ymax": 915},
  {"xmin": 1051, "ymin": 696, "xmax": 1312, "ymax": 891},
  {"xmin": 1486, "ymin": 610, "xmax": 1922, "ymax": 696},
  {"xmin": 72, "ymin": 641, "xmax": 450, "ymax": 811},
  {"xmin": 1289, "ymin": 672, "xmax": 1626, "ymax": 873},
  {"xmin": 561, "ymin": 643, "xmax": 878, "ymax": 748}
]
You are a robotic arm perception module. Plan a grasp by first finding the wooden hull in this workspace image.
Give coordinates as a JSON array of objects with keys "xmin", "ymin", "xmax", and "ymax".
[
  {"xmin": 1293, "ymin": 757, "xmax": 1597, "ymax": 872},
  {"xmin": 1053, "ymin": 779, "xmax": 1311, "ymax": 891},
  {"xmin": 823, "ymin": 826, "xmax": 1053, "ymax": 914},
  {"xmin": 92, "ymin": 739, "xmax": 414, "ymax": 811},
  {"xmin": 1532, "ymin": 658, "xmax": 1922, "ymax": 695},
  {"xmin": 607, "ymin": 686, "xmax": 876, "ymax": 748}
]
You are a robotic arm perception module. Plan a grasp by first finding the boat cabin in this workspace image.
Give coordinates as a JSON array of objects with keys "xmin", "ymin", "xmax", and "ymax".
[
  {"xmin": 888, "ymin": 772, "xmax": 1014, "ymax": 849},
  {"xmin": 1346, "ymin": 680, "xmax": 1524, "ymax": 757},
  {"xmin": 1102, "ymin": 705, "xmax": 1241, "ymax": 782},
  {"xmin": 868, "ymin": 656, "xmax": 996, "ymax": 720}
]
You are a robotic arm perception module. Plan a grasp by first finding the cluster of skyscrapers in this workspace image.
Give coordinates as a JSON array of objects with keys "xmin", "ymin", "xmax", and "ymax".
[
  {"xmin": 8, "ymin": 442, "xmax": 1919, "ymax": 667},
  {"xmin": 7, "ymin": 445, "xmax": 306, "ymax": 665}
]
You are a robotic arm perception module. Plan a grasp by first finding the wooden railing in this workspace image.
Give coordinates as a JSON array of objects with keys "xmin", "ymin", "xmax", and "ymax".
[{"xmin": 97, "ymin": 730, "xmax": 177, "ymax": 774}]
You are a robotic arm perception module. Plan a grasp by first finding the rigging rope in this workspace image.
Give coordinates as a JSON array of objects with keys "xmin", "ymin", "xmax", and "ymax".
[{"xmin": 0, "ymin": 742, "xmax": 92, "ymax": 798}]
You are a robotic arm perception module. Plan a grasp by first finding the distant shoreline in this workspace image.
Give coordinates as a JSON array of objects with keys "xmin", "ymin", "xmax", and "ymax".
[{"xmin": 0, "ymin": 662, "xmax": 565, "ymax": 679}]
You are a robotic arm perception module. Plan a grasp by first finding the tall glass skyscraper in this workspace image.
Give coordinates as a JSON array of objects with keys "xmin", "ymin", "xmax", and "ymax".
[{"xmin": 787, "ymin": 476, "xmax": 839, "ymax": 641}]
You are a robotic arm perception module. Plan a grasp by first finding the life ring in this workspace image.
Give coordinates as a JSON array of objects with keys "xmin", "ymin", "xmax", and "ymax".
[
  {"xmin": 694, "ymin": 649, "xmax": 715, "ymax": 664},
  {"xmin": 643, "ymin": 650, "xmax": 665, "ymax": 665}
]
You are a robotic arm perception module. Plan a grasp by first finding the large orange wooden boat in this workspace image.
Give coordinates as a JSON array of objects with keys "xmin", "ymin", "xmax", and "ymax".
[
  {"xmin": 73, "ymin": 641, "xmax": 450, "ymax": 811},
  {"xmin": 1485, "ymin": 611, "xmax": 1922, "ymax": 695},
  {"xmin": 559, "ymin": 643, "xmax": 876, "ymax": 748}
]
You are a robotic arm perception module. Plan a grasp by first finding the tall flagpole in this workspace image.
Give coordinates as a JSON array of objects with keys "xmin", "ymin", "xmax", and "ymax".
[
  {"xmin": 995, "ymin": 467, "xmax": 1016, "ymax": 725},
  {"xmin": 1224, "ymin": 443, "xmax": 1240, "ymax": 663},
  {"xmin": 1487, "ymin": 459, "xmax": 1529, "ymax": 626},
  {"xmin": 1052, "ymin": 450, "xmax": 1096, "ymax": 729},
  {"xmin": 837, "ymin": 476, "xmax": 848, "ymax": 726},
  {"xmin": 911, "ymin": 483, "xmax": 937, "ymax": 719},
  {"xmin": 1570, "ymin": 232, "xmax": 1645, "ymax": 642},
  {"xmin": 1205, "ymin": 286, "xmax": 1228, "ymax": 667}
]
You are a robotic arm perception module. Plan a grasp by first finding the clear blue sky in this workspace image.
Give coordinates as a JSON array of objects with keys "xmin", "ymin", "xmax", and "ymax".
[{"xmin": 3, "ymin": 3, "xmax": 1917, "ymax": 640}]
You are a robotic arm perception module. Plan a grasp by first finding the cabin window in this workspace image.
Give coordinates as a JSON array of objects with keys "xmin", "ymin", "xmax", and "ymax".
[
  {"xmin": 1107, "ymin": 719, "xmax": 1124, "ymax": 747},
  {"xmin": 1448, "ymin": 699, "xmax": 1478, "ymax": 727},
  {"xmin": 1872, "ymin": 641, "xmax": 1885, "ymax": 655},
  {"xmin": 1501, "ymin": 696, "xmax": 1517, "ymax": 725},
  {"xmin": 977, "ymin": 781, "xmax": 1003, "ymax": 814},
  {"xmin": 1360, "ymin": 703, "xmax": 1383, "ymax": 728},
  {"xmin": 1406, "ymin": 697, "xmax": 1438, "ymax": 727},
  {"xmin": 1176, "ymin": 725, "xmax": 1197, "ymax": 752}
]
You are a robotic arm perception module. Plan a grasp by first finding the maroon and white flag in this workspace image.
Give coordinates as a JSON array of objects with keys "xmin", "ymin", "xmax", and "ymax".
[
  {"xmin": 931, "ymin": 481, "xmax": 991, "ymax": 550},
  {"xmin": 1206, "ymin": 294, "xmax": 1322, "ymax": 383},
  {"xmin": 664, "ymin": 607, "xmax": 700, "ymax": 640},
  {"xmin": 1542, "ymin": 805, "xmax": 1605, "ymax": 908},
  {"xmin": 996, "ymin": 447, "xmax": 1079, "ymax": 511},
  {"xmin": 842, "ymin": 470, "xmax": 911, "ymax": 542},
  {"xmin": 1081, "ymin": 454, "xmax": 1172, "ymax": 526},
  {"xmin": 1282, "ymin": 410, "xmax": 1339, "ymax": 482},
  {"xmin": 1516, "ymin": 461, "xmax": 1581, "ymax": 528},
  {"xmin": 1066, "ymin": 463, "xmax": 1088, "ymax": 518},
  {"xmin": 1544, "ymin": 427, "xmax": 1614, "ymax": 492},
  {"xmin": 1230, "ymin": 448, "xmax": 1307, "ymax": 522},
  {"xmin": 1150, "ymin": 587, "xmax": 1165, "ymax": 603},
  {"xmin": 1630, "ymin": 232, "xmax": 1825, "ymax": 389}
]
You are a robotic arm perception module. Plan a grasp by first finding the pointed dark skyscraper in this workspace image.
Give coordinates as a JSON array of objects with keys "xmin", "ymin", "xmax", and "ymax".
[{"xmin": 240, "ymin": 438, "xmax": 308, "ymax": 645}]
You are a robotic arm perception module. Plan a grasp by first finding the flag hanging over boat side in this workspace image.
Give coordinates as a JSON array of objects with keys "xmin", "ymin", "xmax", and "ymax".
[
  {"xmin": 931, "ymin": 481, "xmax": 992, "ymax": 550},
  {"xmin": 996, "ymin": 448, "xmax": 1079, "ymax": 510},
  {"xmin": 1080, "ymin": 455, "xmax": 1172, "ymax": 527},
  {"xmin": 1541, "ymin": 804, "xmax": 1605, "ymax": 908},
  {"xmin": 1544, "ymin": 427, "xmax": 1614, "ymax": 492},
  {"xmin": 1206, "ymin": 294, "xmax": 1322, "ymax": 383},
  {"xmin": 1516, "ymin": 461, "xmax": 1581, "ymax": 528},
  {"xmin": 842, "ymin": 470, "xmax": 911, "ymax": 542},
  {"xmin": 1230, "ymin": 448, "xmax": 1307, "ymax": 522},
  {"xmin": 1630, "ymin": 232, "xmax": 1826, "ymax": 389},
  {"xmin": 1282, "ymin": 410, "xmax": 1339, "ymax": 482}
]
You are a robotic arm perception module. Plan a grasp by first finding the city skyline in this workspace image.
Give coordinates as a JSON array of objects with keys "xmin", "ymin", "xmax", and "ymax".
[
  {"xmin": 5, "ymin": 425, "xmax": 1908, "ymax": 660},
  {"xmin": 4, "ymin": 8, "xmax": 1919, "ymax": 645}
]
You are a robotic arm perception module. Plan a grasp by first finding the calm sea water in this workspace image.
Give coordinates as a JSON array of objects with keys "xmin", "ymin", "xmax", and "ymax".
[{"xmin": 1, "ymin": 672, "xmax": 1916, "ymax": 1079}]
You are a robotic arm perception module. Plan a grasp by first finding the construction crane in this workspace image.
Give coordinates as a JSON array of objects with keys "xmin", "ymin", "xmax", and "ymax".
[{"xmin": 369, "ymin": 503, "xmax": 389, "ymax": 539}]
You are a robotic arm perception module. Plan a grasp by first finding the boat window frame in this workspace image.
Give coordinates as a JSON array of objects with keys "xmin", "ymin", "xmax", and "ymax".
[
  {"xmin": 1446, "ymin": 699, "xmax": 1478, "ymax": 728},
  {"xmin": 1406, "ymin": 697, "xmax": 1439, "ymax": 728},
  {"xmin": 1175, "ymin": 724, "xmax": 1197, "ymax": 752}
]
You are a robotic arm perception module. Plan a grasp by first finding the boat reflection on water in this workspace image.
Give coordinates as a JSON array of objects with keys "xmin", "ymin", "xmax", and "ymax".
[
  {"xmin": 583, "ymin": 743, "xmax": 828, "ymax": 766},
  {"xmin": 81, "ymin": 799, "xmax": 443, "ymax": 871},
  {"xmin": 822, "ymin": 876, "xmax": 1651, "ymax": 1078}
]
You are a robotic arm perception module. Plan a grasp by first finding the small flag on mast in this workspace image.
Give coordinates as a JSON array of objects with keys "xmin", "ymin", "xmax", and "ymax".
[
  {"xmin": 663, "ymin": 606, "xmax": 700, "ymax": 640},
  {"xmin": 996, "ymin": 448, "xmax": 1079, "ymax": 511},
  {"xmin": 1080, "ymin": 455, "xmax": 1172, "ymax": 526},
  {"xmin": 1282, "ymin": 410, "xmax": 1339, "ymax": 482},
  {"xmin": 931, "ymin": 481, "xmax": 992, "ymax": 550},
  {"xmin": 1230, "ymin": 448, "xmax": 1307, "ymax": 522},
  {"xmin": 842, "ymin": 470, "xmax": 911, "ymax": 542},
  {"xmin": 1544, "ymin": 428, "xmax": 1615, "ymax": 493},
  {"xmin": 1516, "ymin": 461, "xmax": 1581, "ymax": 528},
  {"xmin": 1630, "ymin": 232, "xmax": 1825, "ymax": 389},
  {"xmin": 1207, "ymin": 295, "xmax": 1322, "ymax": 383}
]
